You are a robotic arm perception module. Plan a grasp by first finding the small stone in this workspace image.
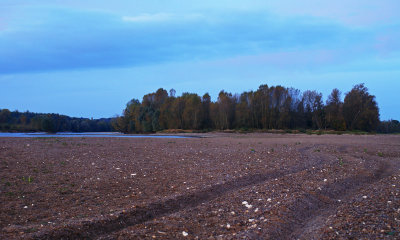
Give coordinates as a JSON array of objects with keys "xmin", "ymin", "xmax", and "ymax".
[
  {"xmin": 226, "ymin": 224, "xmax": 231, "ymax": 229},
  {"xmin": 23, "ymin": 206, "xmax": 28, "ymax": 209},
  {"xmin": 267, "ymin": 198, "xmax": 272, "ymax": 202},
  {"xmin": 182, "ymin": 231, "xmax": 188, "ymax": 237},
  {"xmin": 362, "ymin": 196, "xmax": 367, "ymax": 199},
  {"xmin": 324, "ymin": 179, "xmax": 327, "ymax": 182}
]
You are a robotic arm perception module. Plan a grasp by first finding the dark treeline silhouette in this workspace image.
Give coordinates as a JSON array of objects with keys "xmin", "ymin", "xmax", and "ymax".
[
  {"xmin": 378, "ymin": 120, "xmax": 400, "ymax": 133},
  {"xmin": 113, "ymin": 83, "xmax": 386, "ymax": 133},
  {"xmin": 0, "ymin": 110, "xmax": 113, "ymax": 133}
]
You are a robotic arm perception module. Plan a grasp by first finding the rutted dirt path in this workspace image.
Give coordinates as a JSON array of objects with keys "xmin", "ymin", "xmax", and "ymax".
[
  {"xmin": 33, "ymin": 159, "xmax": 329, "ymax": 239},
  {"xmin": 1, "ymin": 134, "xmax": 399, "ymax": 239},
  {"xmin": 276, "ymin": 145, "xmax": 397, "ymax": 240},
  {"xmin": 280, "ymin": 162, "xmax": 393, "ymax": 239}
]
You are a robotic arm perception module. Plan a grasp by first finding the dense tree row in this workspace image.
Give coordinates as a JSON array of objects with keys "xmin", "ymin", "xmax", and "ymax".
[
  {"xmin": 378, "ymin": 120, "xmax": 400, "ymax": 133},
  {"xmin": 113, "ymin": 83, "xmax": 381, "ymax": 133},
  {"xmin": 0, "ymin": 109, "xmax": 113, "ymax": 133}
]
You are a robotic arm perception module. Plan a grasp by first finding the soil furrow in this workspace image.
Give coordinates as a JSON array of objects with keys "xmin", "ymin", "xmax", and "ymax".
[
  {"xmin": 32, "ymin": 158, "xmax": 332, "ymax": 240},
  {"xmin": 268, "ymin": 161, "xmax": 393, "ymax": 240}
]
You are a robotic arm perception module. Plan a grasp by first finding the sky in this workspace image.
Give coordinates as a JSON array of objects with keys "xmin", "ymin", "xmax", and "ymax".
[{"xmin": 1, "ymin": 0, "xmax": 399, "ymax": 120}]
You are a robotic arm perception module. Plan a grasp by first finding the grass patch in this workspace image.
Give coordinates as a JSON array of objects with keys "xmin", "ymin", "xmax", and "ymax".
[
  {"xmin": 58, "ymin": 187, "xmax": 73, "ymax": 195},
  {"xmin": 22, "ymin": 176, "xmax": 33, "ymax": 183},
  {"xmin": 24, "ymin": 228, "xmax": 38, "ymax": 233},
  {"xmin": 338, "ymin": 156, "xmax": 344, "ymax": 166}
]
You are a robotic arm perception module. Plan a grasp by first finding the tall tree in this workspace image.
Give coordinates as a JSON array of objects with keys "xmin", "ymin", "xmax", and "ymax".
[
  {"xmin": 202, "ymin": 93, "xmax": 212, "ymax": 129},
  {"xmin": 326, "ymin": 88, "xmax": 346, "ymax": 130},
  {"xmin": 343, "ymin": 84, "xmax": 379, "ymax": 131},
  {"xmin": 215, "ymin": 91, "xmax": 236, "ymax": 130},
  {"xmin": 302, "ymin": 90, "xmax": 325, "ymax": 129}
]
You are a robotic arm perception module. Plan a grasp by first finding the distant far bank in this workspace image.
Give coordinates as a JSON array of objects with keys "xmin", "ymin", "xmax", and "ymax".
[{"xmin": 0, "ymin": 109, "xmax": 113, "ymax": 133}]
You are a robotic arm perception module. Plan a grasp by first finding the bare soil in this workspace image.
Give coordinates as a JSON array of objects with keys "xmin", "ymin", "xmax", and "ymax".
[{"xmin": 0, "ymin": 133, "xmax": 399, "ymax": 239}]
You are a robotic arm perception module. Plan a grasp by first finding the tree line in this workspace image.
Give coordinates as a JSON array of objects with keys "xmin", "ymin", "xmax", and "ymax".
[
  {"xmin": 0, "ymin": 110, "xmax": 113, "ymax": 133},
  {"xmin": 112, "ymin": 83, "xmax": 385, "ymax": 133}
]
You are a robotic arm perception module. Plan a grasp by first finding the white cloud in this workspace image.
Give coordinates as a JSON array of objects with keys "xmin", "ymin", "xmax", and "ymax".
[
  {"xmin": 122, "ymin": 13, "xmax": 172, "ymax": 22},
  {"xmin": 122, "ymin": 13, "xmax": 203, "ymax": 23}
]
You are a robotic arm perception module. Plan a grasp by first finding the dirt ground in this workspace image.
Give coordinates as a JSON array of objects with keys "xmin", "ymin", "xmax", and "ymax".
[{"xmin": 0, "ymin": 133, "xmax": 399, "ymax": 239}]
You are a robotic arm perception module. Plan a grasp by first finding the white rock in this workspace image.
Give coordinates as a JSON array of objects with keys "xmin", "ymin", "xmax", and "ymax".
[
  {"xmin": 267, "ymin": 198, "xmax": 272, "ymax": 202},
  {"xmin": 182, "ymin": 231, "xmax": 188, "ymax": 237},
  {"xmin": 226, "ymin": 224, "xmax": 231, "ymax": 229},
  {"xmin": 362, "ymin": 196, "xmax": 367, "ymax": 199},
  {"xmin": 324, "ymin": 179, "xmax": 327, "ymax": 182}
]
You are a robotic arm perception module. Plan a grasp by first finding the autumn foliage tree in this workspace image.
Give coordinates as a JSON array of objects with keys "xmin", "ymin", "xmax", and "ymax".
[
  {"xmin": 343, "ymin": 84, "xmax": 379, "ymax": 131},
  {"xmin": 114, "ymin": 84, "xmax": 381, "ymax": 133}
]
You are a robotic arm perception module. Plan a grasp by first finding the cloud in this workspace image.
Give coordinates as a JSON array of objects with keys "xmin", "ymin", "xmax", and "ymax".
[
  {"xmin": 122, "ymin": 13, "xmax": 172, "ymax": 23},
  {"xmin": 0, "ymin": 6, "xmax": 387, "ymax": 74}
]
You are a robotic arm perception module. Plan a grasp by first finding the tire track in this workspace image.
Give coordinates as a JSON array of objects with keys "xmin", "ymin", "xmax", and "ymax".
[
  {"xmin": 32, "ymin": 150, "xmax": 334, "ymax": 240},
  {"xmin": 268, "ymin": 161, "xmax": 393, "ymax": 240}
]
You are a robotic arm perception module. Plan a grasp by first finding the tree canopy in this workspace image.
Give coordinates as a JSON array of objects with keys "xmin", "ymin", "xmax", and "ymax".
[
  {"xmin": 0, "ymin": 109, "xmax": 113, "ymax": 133},
  {"xmin": 113, "ymin": 83, "xmax": 383, "ymax": 133}
]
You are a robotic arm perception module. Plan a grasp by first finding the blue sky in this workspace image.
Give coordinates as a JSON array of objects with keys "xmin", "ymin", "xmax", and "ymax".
[{"xmin": 1, "ymin": 0, "xmax": 399, "ymax": 120}]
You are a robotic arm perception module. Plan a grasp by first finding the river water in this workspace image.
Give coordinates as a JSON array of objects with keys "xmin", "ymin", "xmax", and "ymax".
[{"xmin": 0, "ymin": 132, "xmax": 191, "ymax": 138}]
